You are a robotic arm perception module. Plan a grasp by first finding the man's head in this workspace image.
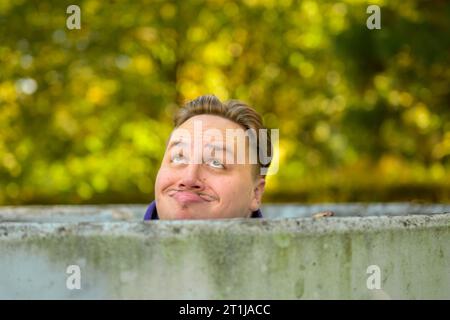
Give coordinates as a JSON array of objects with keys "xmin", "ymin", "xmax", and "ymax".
[{"xmin": 154, "ymin": 95, "xmax": 272, "ymax": 220}]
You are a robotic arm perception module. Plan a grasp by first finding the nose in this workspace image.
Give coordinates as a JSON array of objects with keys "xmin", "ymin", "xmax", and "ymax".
[{"xmin": 177, "ymin": 164, "xmax": 205, "ymax": 191}]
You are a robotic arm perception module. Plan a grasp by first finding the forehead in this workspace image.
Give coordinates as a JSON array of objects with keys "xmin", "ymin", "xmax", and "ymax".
[
  {"xmin": 170, "ymin": 114, "xmax": 245, "ymax": 141},
  {"xmin": 180, "ymin": 114, "xmax": 243, "ymax": 131}
]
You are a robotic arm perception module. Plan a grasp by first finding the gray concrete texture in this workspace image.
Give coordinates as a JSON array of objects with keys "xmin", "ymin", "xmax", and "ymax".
[{"xmin": 0, "ymin": 203, "xmax": 449, "ymax": 299}]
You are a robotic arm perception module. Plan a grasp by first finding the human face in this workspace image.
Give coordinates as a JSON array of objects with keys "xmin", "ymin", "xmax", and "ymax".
[{"xmin": 154, "ymin": 114, "xmax": 265, "ymax": 220}]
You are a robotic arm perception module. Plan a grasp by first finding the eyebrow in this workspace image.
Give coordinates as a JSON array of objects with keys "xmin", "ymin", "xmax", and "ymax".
[
  {"xmin": 204, "ymin": 143, "xmax": 234, "ymax": 157},
  {"xmin": 167, "ymin": 139, "xmax": 187, "ymax": 150},
  {"xmin": 167, "ymin": 140, "xmax": 234, "ymax": 156}
]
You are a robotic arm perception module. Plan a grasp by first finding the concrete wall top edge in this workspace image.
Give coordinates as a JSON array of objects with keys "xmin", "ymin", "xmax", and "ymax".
[
  {"xmin": 1, "ymin": 203, "xmax": 450, "ymax": 223},
  {"xmin": 1, "ymin": 213, "xmax": 449, "ymax": 241}
]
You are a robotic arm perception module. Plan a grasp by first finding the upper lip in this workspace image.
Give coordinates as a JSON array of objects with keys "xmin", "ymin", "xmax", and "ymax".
[{"xmin": 167, "ymin": 189, "xmax": 218, "ymax": 202}]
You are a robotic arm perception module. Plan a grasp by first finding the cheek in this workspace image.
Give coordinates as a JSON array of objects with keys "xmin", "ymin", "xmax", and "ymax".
[
  {"xmin": 213, "ymin": 176, "xmax": 251, "ymax": 201},
  {"xmin": 212, "ymin": 180, "xmax": 232, "ymax": 198},
  {"xmin": 155, "ymin": 167, "xmax": 177, "ymax": 192}
]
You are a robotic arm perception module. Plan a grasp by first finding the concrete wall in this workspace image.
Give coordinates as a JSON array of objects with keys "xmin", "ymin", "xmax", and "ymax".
[{"xmin": 0, "ymin": 203, "xmax": 449, "ymax": 299}]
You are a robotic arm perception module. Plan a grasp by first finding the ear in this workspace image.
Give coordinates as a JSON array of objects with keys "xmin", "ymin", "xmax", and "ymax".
[{"xmin": 250, "ymin": 177, "xmax": 266, "ymax": 212}]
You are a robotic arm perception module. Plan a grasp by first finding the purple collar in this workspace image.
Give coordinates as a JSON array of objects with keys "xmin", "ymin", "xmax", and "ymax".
[{"xmin": 143, "ymin": 201, "xmax": 262, "ymax": 220}]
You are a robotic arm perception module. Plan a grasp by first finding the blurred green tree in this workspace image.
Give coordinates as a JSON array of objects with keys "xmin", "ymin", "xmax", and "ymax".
[{"xmin": 0, "ymin": 0, "xmax": 449, "ymax": 205}]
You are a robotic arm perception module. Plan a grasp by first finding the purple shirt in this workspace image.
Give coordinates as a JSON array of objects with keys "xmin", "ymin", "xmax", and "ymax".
[{"xmin": 143, "ymin": 201, "xmax": 262, "ymax": 220}]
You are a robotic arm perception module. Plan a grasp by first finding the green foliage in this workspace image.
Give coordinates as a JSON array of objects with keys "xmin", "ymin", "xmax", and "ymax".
[{"xmin": 1, "ymin": 0, "xmax": 449, "ymax": 204}]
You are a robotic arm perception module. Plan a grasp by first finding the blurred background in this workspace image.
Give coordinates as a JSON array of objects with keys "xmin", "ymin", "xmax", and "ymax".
[{"xmin": 0, "ymin": 0, "xmax": 449, "ymax": 205}]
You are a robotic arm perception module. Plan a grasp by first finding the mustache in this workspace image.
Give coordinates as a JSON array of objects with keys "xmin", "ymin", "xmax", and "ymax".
[{"xmin": 167, "ymin": 189, "xmax": 218, "ymax": 202}]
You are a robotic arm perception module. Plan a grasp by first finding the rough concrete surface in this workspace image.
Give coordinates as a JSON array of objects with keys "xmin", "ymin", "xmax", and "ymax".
[{"xmin": 0, "ymin": 203, "xmax": 449, "ymax": 299}]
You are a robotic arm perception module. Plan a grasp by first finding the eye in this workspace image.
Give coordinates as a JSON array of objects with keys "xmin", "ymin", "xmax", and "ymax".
[
  {"xmin": 171, "ymin": 153, "xmax": 188, "ymax": 165},
  {"xmin": 206, "ymin": 158, "xmax": 225, "ymax": 169}
]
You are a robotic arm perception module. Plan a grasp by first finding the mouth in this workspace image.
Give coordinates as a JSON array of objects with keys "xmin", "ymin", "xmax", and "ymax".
[{"xmin": 167, "ymin": 189, "xmax": 218, "ymax": 204}]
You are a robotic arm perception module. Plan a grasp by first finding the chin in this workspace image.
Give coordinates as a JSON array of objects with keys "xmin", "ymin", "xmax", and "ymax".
[
  {"xmin": 172, "ymin": 210, "xmax": 196, "ymax": 220},
  {"xmin": 171, "ymin": 208, "xmax": 221, "ymax": 220},
  {"xmin": 159, "ymin": 206, "xmax": 199, "ymax": 220}
]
